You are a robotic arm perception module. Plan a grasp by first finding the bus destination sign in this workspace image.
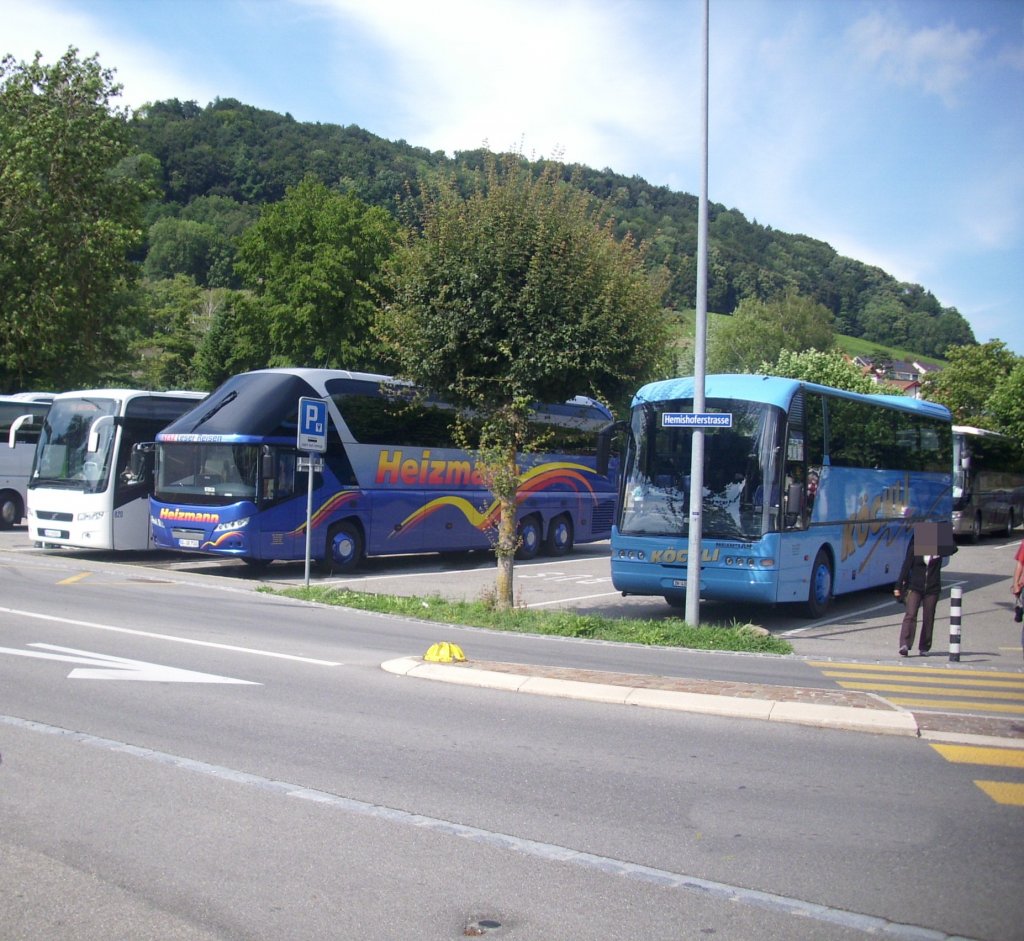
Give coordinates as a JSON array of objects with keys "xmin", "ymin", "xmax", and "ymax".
[{"xmin": 661, "ymin": 412, "xmax": 733, "ymax": 429}]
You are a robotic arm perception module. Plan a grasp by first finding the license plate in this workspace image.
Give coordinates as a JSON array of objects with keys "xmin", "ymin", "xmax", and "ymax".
[
  {"xmin": 178, "ymin": 538, "xmax": 200, "ymax": 548},
  {"xmin": 43, "ymin": 529, "xmax": 62, "ymax": 538}
]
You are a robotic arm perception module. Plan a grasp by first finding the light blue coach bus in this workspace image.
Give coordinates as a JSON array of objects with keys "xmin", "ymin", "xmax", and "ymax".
[{"xmin": 610, "ymin": 374, "xmax": 953, "ymax": 617}]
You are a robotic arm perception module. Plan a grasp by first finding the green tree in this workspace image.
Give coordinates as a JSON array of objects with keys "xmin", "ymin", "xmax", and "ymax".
[
  {"xmin": 233, "ymin": 175, "xmax": 397, "ymax": 368},
  {"xmin": 987, "ymin": 361, "xmax": 1024, "ymax": 443},
  {"xmin": 143, "ymin": 217, "xmax": 218, "ymax": 284},
  {"xmin": 759, "ymin": 348, "xmax": 875, "ymax": 393},
  {"xmin": 193, "ymin": 293, "xmax": 273, "ymax": 389},
  {"xmin": 708, "ymin": 291, "xmax": 835, "ymax": 374},
  {"xmin": 130, "ymin": 275, "xmax": 234, "ymax": 389},
  {"xmin": 378, "ymin": 155, "xmax": 670, "ymax": 608},
  {"xmin": 920, "ymin": 340, "xmax": 1018, "ymax": 426},
  {"xmin": 0, "ymin": 48, "xmax": 155, "ymax": 391}
]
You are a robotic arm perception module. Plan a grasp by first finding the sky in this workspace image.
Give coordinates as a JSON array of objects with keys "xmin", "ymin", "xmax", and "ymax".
[{"xmin": 4, "ymin": 0, "xmax": 1022, "ymax": 355}]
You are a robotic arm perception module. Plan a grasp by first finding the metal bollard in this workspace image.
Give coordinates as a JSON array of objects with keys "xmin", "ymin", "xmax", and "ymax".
[{"xmin": 948, "ymin": 587, "xmax": 962, "ymax": 662}]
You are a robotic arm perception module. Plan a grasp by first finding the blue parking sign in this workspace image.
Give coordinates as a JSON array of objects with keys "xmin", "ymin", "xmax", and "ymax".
[{"xmin": 297, "ymin": 397, "xmax": 328, "ymax": 452}]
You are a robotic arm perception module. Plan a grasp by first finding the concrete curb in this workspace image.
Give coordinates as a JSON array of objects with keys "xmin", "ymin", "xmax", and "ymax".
[{"xmin": 381, "ymin": 657, "xmax": 921, "ymax": 737}]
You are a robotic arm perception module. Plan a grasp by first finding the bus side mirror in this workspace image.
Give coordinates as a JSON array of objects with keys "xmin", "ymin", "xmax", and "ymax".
[
  {"xmin": 960, "ymin": 455, "xmax": 971, "ymax": 470},
  {"xmin": 129, "ymin": 442, "xmax": 155, "ymax": 485},
  {"xmin": 87, "ymin": 415, "xmax": 116, "ymax": 453},
  {"xmin": 8, "ymin": 413, "xmax": 33, "ymax": 448},
  {"xmin": 596, "ymin": 421, "xmax": 626, "ymax": 477},
  {"xmin": 261, "ymin": 447, "xmax": 275, "ymax": 480},
  {"xmin": 787, "ymin": 482, "xmax": 803, "ymax": 511}
]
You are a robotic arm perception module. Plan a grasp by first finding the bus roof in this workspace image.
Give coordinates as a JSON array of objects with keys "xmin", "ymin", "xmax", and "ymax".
[
  {"xmin": 633, "ymin": 374, "xmax": 951, "ymax": 421},
  {"xmin": 46, "ymin": 389, "xmax": 206, "ymax": 403},
  {"xmin": 952, "ymin": 425, "xmax": 1009, "ymax": 438},
  {"xmin": 0, "ymin": 392, "xmax": 55, "ymax": 403}
]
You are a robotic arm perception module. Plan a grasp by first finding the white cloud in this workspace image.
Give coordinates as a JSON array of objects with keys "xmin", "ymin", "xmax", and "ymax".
[
  {"xmin": 307, "ymin": 0, "xmax": 694, "ymax": 170},
  {"xmin": 1, "ymin": 0, "xmax": 214, "ymax": 110},
  {"xmin": 847, "ymin": 10, "xmax": 984, "ymax": 106}
]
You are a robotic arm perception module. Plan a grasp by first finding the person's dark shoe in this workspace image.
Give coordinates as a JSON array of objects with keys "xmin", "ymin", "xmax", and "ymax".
[
  {"xmin": 919, "ymin": 649, "xmax": 929, "ymax": 657},
  {"xmin": 899, "ymin": 647, "xmax": 908, "ymax": 657}
]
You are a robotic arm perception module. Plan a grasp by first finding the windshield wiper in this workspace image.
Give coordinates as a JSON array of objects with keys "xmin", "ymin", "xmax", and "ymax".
[{"xmin": 191, "ymin": 390, "xmax": 238, "ymax": 429}]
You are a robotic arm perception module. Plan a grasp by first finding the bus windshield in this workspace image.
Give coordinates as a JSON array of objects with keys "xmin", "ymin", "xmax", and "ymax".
[
  {"xmin": 618, "ymin": 397, "xmax": 782, "ymax": 540},
  {"xmin": 155, "ymin": 443, "xmax": 261, "ymax": 505},
  {"xmin": 31, "ymin": 397, "xmax": 118, "ymax": 493}
]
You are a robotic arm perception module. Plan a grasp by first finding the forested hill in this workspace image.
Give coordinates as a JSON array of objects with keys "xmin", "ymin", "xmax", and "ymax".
[{"xmin": 131, "ymin": 97, "xmax": 975, "ymax": 358}]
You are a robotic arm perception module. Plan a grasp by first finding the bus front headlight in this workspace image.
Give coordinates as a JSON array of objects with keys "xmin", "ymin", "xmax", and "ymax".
[{"xmin": 213, "ymin": 517, "xmax": 250, "ymax": 533}]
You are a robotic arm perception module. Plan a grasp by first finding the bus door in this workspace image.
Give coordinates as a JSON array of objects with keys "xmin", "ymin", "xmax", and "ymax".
[{"xmin": 776, "ymin": 391, "xmax": 820, "ymax": 604}]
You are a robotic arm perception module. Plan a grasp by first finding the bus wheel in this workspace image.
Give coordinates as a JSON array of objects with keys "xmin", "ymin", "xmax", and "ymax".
[
  {"xmin": 969, "ymin": 514, "xmax": 982, "ymax": 544},
  {"xmin": 0, "ymin": 491, "xmax": 19, "ymax": 529},
  {"xmin": 663, "ymin": 593, "xmax": 686, "ymax": 609},
  {"xmin": 1004, "ymin": 511, "xmax": 1015, "ymax": 539},
  {"xmin": 324, "ymin": 521, "xmax": 364, "ymax": 574},
  {"xmin": 802, "ymin": 549, "xmax": 833, "ymax": 619},
  {"xmin": 242, "ymin": 557, "xmax": 272, "ymax": 571},
  {"xmin": 515, "ymin": 515, "xmax": 542, "ymax": 560},
  {"xmin": 544, "ymin": 514, "xmax": 574, "ymax": 556}
]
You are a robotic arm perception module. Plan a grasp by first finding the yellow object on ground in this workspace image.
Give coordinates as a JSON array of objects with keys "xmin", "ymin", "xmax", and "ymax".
[{"xmin": 424, "ymin": 642, "xmax": 466, "ymax": 663}]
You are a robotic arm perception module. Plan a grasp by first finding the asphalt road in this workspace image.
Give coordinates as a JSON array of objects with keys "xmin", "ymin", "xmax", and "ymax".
[
  {"xmin": 1, "ymin": 528, "xmax": 1023, "ymax": 940},
  {"xmin": 7, "ymin": 524, "xmax": 1020, "ymax": 664}
]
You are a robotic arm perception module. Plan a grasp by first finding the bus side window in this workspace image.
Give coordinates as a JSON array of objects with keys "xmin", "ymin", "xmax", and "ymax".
[{"xmin": 263, "ymin": 452, "xmax": 297, "ymax": 502}]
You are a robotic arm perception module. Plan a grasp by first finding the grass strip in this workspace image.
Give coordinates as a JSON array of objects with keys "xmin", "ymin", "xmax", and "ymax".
[{"xmin": 266, "ymin": 586, "xmax": 793, "ymax": 654}]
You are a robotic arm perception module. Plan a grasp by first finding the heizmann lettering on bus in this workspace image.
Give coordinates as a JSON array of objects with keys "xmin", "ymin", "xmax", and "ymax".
[{"xmin": 609, "ymin": 373, "xmax": 952, "ymax": 618}]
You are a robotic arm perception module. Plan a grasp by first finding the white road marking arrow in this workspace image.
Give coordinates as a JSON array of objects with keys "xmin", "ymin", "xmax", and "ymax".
[{"xmin": 0, "ymin": 643, "xmax": 259, "ymax": 684}]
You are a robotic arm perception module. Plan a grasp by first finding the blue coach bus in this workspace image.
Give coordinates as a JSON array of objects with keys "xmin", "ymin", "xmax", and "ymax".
[
  {"xmin": 150, "ymin": 368, "xmax": 618, "ymax": 572},
  {"xmin": 610, "ymin": 374, "xmax": 953, "ymax": 617}
]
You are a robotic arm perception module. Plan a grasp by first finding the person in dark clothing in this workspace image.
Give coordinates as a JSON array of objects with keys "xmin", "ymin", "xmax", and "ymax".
[{"xmin": 894, "ymin": 539, "xmax": 943, "ymax": 657}]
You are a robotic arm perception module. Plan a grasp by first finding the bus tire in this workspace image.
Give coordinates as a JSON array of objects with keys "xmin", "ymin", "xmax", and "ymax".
[
  {"xmin": 324, "ymin": 520, "xmax": 364, "ymax": 574},
  {"xmin": 664, "ymin": 593, "xmax": 686, "ymax": 609},
  {"xmin": 0, "ymin": 490, "xmax": 20, "ymax": 529},
  {"xmin": 515, "ymin": 515, "xmax": 542, "ymax": 561},
  {"xmin": 969, "ymin": 513, "xmax": 982, "ymax": 544},
  {"xmin": 1004, "ymin": 510, "xmax": 1014, "ymax": 539},
  {"xmin": 242, "ymin": 557, "xmax": 273, "ymax": 571},
  {"xmin": 801, "ymin": 548, "xmax": 833, "ymax": 619},
  {"xmin": 544, "ymin": 514, "xmax": 574, "ymax": 556}
]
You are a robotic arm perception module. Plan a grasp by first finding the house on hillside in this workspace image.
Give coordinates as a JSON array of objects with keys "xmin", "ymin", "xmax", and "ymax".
[{"xmin": 848, "ymin": 355, "xmax": 942, "ymax": 399}]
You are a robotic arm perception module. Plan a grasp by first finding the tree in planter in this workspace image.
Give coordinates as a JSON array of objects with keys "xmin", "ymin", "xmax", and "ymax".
[{"xmin": 378, "ymin": 154, "xmax": 670, "ymax": 608}]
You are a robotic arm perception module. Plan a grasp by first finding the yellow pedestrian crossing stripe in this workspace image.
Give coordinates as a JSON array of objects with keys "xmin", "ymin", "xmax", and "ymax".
[
  {"xmin": 807, "ymin": 661, "xmax": 1024, "ymax": 717},
  {"xmin": 807, "ymin": 663, "xmax": 1024, "ymax": 806},
  {"xmin": 974, "ymin": 782, "xmax": 1024, "ymax": 805},
  {"xmin": 929, "ymin": 744, "xmax": 1024, "ymax": 807},
  {"xmin": 930, "ymin": 744, "xmax": 1024, "ymax": 768}
]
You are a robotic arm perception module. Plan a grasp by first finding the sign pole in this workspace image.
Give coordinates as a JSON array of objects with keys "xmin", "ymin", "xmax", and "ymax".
[
  {"xmin": 304, "ymin": 460, "xmax": 315, "ymax": 588},
  {"xmin": 296, "ymin": 397, "xmax": 329, "ymax": 588}
]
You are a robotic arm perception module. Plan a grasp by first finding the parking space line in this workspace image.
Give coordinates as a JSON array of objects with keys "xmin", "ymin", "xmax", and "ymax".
[{"xmin": 524, "ymin": 591, "xmax": 623, "ymax": 608}]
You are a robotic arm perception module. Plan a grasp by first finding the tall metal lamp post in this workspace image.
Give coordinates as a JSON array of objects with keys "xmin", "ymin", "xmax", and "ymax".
[{"xmin": 685, "ymin": 0, "xmax": 710, "ymax": 628}]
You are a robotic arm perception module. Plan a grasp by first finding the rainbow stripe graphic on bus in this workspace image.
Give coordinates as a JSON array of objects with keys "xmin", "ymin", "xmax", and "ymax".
[
  {"xmin": 393, "ymin": 461, "xmax": 597, "ymax": 536},
  {"xmin": 286, "ymin": 490, "xmax": 360, "ymax": 537}
]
